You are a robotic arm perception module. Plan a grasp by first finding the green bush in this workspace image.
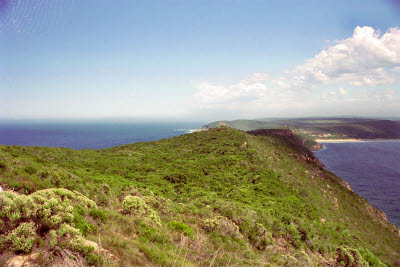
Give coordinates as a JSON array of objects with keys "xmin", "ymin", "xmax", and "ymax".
[
  {"xmin": 73, "ymin": 206, "xmax": 97, "ymax": 236},
  {"xmin": 168, "ymin": 221, "xmax": 194, "ymax": 237},
  {"xmin": 95, "ymin": 183, "xmax": 112, "ymax": 207},
  {"xmin": 23, "ymin": 166, "xmax": 37, "ymax": 175},
  {"xmin": 359, "ymin": 247, "xmax": 382, "ymax": 266},
  {"xmin": 248, "ymin": 223, "xmax": 273, "ymax": 250},
  {"xmin": 0, "ymin": 161, "xmax": 7, "ymax": 173},
  {"xmin": 89, "ymin": 209, "xmax": 108, "ymax": 223},
  {"xmin": 336, "ymin": 246, "xmax": 368, "ymax": 266}
]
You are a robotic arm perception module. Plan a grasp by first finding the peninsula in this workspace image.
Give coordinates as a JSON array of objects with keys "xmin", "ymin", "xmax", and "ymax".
[{"xmin": 203, "ymin": 118, "xmax": 400, "ymax": 150}]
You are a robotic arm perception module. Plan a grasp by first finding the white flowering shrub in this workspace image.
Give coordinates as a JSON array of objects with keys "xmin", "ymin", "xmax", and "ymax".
[
  {"xmin": 122, "ymin": 195, "xmax": 161, "ymax": 226},
  {"xmin": 0, "ymin": 188, "xmax": 99, "ymax": 258},
  {"xmin": 204, "ymin": 216, "xmax": 242, "ymax": 238},
  {"xmin": 144, "ymin": 195, "xmax": 175, "ymax": 215},
  {"xmin": 3, "ymin": 222, "xmax": 36, "ymax": 253}
]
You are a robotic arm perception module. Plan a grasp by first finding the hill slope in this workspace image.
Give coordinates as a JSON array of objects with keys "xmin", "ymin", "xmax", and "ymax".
[{"xmin": 0, "ymin": 127, "xmax": 399, "ymax": 266}]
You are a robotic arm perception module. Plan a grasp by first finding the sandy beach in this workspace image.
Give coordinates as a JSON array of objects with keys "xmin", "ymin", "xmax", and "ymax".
[{"xmin": 315, "ymin": 139, "xmax": 365, "ymax": 143}]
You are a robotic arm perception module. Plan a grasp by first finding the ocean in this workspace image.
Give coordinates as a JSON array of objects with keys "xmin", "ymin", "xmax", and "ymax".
[
  {"xmin": 0, "ymin": 121, "xmax": 203, "ymax": 149},
  {"xmin": 315, "ymin": 141, "xmax": 400, "ymax": 227}
]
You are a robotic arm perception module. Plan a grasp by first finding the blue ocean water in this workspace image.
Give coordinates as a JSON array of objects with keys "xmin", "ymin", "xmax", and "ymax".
[
  {"xmin": 0, "ymin": 121, "xmax": 203, "ymax": 150},
  {"xmin": 315, "ymin": 141, "xmax": 400, "ymax": 227}
]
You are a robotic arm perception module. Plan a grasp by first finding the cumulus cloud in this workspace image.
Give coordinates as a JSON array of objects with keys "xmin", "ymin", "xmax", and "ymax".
[
  {"xmin": 277, "ymin": 26, "xmax": 400, "ymax": 89},
  {"xmin": 194, "ymin": 73, "xmax": 269, "ymax": 108},
  {"xmin": 192, "ymin": 26, "xmax": 400, "ymax": 115}
]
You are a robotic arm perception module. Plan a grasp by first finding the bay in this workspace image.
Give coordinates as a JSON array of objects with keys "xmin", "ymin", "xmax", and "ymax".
[{"xmin": 315, "ymin": 141, "xmax": 400, "ymax": 227}]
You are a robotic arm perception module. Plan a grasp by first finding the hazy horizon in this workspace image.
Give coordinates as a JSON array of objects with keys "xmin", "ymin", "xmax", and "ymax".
[{"xmin": 1, "ymin": 1, "xmax": 400, "ymax": 121}]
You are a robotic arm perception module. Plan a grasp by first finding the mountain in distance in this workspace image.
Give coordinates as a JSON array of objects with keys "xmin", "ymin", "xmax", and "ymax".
[{"xmin": 203, "ymin": 117, "xmax": 400, "ymax": 142}]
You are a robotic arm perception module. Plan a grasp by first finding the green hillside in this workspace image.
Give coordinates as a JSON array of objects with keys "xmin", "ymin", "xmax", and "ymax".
[
  {"xmin": 203, "ymin": 118, "xmax": 400, "ymax": 141},
  {"xmin": 0, "ymin": 127, "xmax": 399, "ymax": 266}
]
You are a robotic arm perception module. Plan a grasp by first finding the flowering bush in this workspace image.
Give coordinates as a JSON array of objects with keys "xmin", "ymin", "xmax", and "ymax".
[
  {"xmin": 122, "ymin": 195, "xmax": 161, "ymax": 226},
  {"xmin": 0, "ymin": 188, "xmax": 99, "ymax": 259},
  {"xmin": 3, "ymin": 222, "xmax": 36, "ymax": 253},
  {"xmin": 204, "ymin": 216, "xmax": 241, "ymax": 238}
]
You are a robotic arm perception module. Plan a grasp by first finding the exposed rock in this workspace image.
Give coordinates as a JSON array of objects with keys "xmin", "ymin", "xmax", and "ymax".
[
  {"xmin": 339, "ymin": 180, "xmax": 354, "ymax": 192},
  {"xmin": 366, "ymin": 203, "xmax": 389, "ymax": 225},
  {"xmin": 5, "ymin": 253, "xmax": 38, "ymax": 267},
  {"xmin": 84, "ymin": 239, "xmax": 116, "ymax": 261},
  {"xmin": 310, "ymin": 143, "xmax": 323, "ymax": 151},
  {"xmin": 333, "ymin": 197, "xmax": 339, "ymax": 210},
  {"xmin": 365, "ymin": 203, "xmax": 400, "ymax": 237}
]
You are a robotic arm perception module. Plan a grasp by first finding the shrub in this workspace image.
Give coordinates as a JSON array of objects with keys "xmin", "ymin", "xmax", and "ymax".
[
  {"xmin": 120, "ymin": 186, "xmax": 143, "ymax": 201},
  {"xmin": 359, "ymin": 247, "xmax": 382, "ymax": 266},
  {"xmin": 89, "ymin": 209, "xmax": 108, "ymax": 223},
  {"xmin": 73, "ymin": 206, "xmax": 97, "ymax": 236},
  {"xmin": 249, "ymin": 223, "xmax": 273, "ymax": 250},
  {"xmin": 5, "ymin": 222, "xmax": 36, "ymax": 253},
  {"xmin": 0, "ymin": 189, "xmax": 101, "ymax": 262},
  {"xmin": 122, "ymin": 195, "xmax": 148, "ymax": 215},
  {"xmin": 121, "ymin": 195, "xmax": 161, "ymax": 226},
  {"xmin": 144, "ymin": 195, "xmax": 174, "ymax": 215},
  {"xmin": 204, "ymin": 216, "xmax": 241, "ymax": 238},
  {"xmin": 168, "ymin": 221, "xmax": 194, "ymax": 237},
  {"xmin": 164, "ymin": 172, "xmax": 187, "ymax": 184},
  {"xmin": 23, "ymin": 166, "xmax": 37, "ymax": 175},
  {"xmin": 0, "ymin": 161, "xmax": 7, "ymax": 173},
  {"xmin": 95, "ymin": 183, "xmax": 112, "ymax": 207},
  {"xmin": 336, "ymin": 246, "xmax": 369, "ymax": 266}
]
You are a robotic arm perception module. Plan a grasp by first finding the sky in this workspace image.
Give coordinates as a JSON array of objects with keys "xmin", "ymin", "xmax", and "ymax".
[{"xmin": 0, "ymin": 0, "xmax": 399, "ymax": 121}]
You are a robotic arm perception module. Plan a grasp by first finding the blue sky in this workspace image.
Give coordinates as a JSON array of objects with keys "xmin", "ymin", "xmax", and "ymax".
[{"xmin": 0, "ymin": 0, "xmax": 399, "ymax": 120}]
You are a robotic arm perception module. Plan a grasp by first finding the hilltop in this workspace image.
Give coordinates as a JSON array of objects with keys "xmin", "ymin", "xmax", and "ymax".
[
  {"xmin": 203, "ymin": 118, "xmax": 400, "ymax": 144},
  {"xmin": 0, "ymin": 127, "xmax": 399, "ymax": 266}
]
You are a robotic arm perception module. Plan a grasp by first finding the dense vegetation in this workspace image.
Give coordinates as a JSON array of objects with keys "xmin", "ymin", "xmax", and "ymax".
[
  {"xmin": 0, "ymin": 127, "xmax": 399, "ymax": 266},
  {"xmin": 204, "ymin": 118, "xmax": 400, "ymax": 141}
]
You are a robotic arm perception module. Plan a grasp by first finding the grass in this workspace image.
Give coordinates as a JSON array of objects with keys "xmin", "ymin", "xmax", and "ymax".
[{"xmin": 0, "ymin": 127, "xmax": 399, "ymax": 266}]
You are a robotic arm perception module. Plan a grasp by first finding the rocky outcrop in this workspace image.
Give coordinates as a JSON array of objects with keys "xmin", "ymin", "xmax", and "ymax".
[{"xmin": 310, "ymin": 143, "xmax": 323, "ymax": 151}]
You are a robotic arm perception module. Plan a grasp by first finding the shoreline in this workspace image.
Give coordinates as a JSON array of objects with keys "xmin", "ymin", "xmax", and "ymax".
[
  {"xmin": 188, "ymin": 128, "xmax": 208, "ymax": 133},
  {"xmin": 315, "ymin": 139, "xmax": 400, "ymax": 143},
  {"xmin": 315, "ymin": 139, "xmax": 364, "ymax": 143}
]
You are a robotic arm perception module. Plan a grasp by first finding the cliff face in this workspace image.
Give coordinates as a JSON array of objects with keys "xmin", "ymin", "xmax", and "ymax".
[{"xmin": 247, "ymin": 128, "xmax": 325, "ymax": 168}]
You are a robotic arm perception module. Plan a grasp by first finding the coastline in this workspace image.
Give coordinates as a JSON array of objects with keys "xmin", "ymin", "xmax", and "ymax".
[
  {"xmin": 188, "ymin": 128, "xmax": 208, "ymax": 133},
  {"xmin": 313, "ymin": 138, "xmax": 400, "ymax": 151},
  {"xmin": 315, "ymin": 139, "xmax": 400, "ymax": 143},
  {"xmin": 315, "ymin": 139, "xmax": 364, "ymax": 143}
]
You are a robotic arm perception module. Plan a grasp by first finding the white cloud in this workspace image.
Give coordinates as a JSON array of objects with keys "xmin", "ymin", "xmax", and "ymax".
[
  {"xmin": 277, "ymin": 26, "xmax": 400, "ymax": 89},
  {"xmin": 192, "ymin": 26, "xmax": 400, "ymax": 117},
  {"xmin": 338, "ymin": 88, "xmax": 347, "ymax": 95},
  {"xmin": 194, "ymin": 73, "xmax": 269, "ymax": 108}
]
